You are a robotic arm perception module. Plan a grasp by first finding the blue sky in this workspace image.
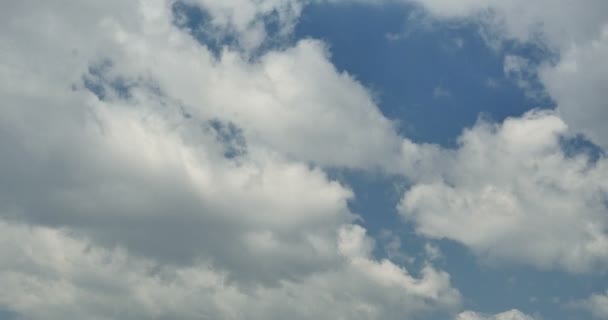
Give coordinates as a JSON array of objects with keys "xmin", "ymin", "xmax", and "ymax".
[
  {"xmin": 1, "ymin": 1, "xmax": 607, "ymax": 320},
  {"xmin": 296, "ymin": 2, "xmax": 551, "ymax": 146}
]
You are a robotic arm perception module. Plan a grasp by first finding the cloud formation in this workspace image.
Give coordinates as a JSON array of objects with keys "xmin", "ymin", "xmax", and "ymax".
[
  {"xmin": 2, "ymin": 0, "xmax": 608, "ymax": 318},
  {"xmin": 399, "ymin": 111, "xmax": 608, "ymax": 272}
]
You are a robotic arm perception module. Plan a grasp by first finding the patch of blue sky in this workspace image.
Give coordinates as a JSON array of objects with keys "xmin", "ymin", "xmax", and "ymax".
[
  {"xmin": 327, "ymin": 168, "xmax": 429, "ymax": 269},
  {"xmin": 172, "ymin": 1, "xmax": 290, "ymax": 60},
  {"xmin": 296, "ymin": 2, "xmax": 554, "ymax": 147},
  {"xmin": 440, "ymin": 240, "xmax": 607, "ymax": 319},
  {"xmin": 208, "ymin": 118, "xmax": 248, "ymax": 159},
  {"xmin": 561, "ymin": 134, "xmax": 606, "ymax": 164},
  {"xmin": 171, "ymin": 1, "xmax": 238, "ymax": 58},
  {"xmin": 81, "ymin": 59, "xmax": 133, "ymax": 101},
  {"xmin": 0, "ymin": 309, "xmax": 17, "ymax": 320}
]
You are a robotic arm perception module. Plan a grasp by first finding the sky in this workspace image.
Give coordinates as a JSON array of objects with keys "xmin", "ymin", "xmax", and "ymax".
[{"xmin": 0, "ymin": 1, "xmax": 607, "ymax": 319}]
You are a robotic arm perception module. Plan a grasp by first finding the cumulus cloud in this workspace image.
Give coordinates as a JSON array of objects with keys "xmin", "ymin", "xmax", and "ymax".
[
  {"xmin": 3, "ymin": 0, "xmax": 607, "ymax": 318},
  {"xmin": 0, "ymin": 0, "xmax": 458, "ymax": 319},
  {"xmin": 399, "ymin": 110, "xmax": 608, "ymax": 273},
  {"xmin": 0, "ymin": 221, "xmax": 460, "ymax": 320}
]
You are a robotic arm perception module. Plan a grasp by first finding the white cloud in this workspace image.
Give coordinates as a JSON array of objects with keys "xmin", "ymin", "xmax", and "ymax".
[
  {"xmin": 404, "ymin": 0, "xmax": 608, "ymax": 49},
  {"xmin": 2, "ymin": 0, "xmax": 403, "ymax": 170},
  {"xmin": 0, "ymin": 0, "xmax": 458, "ymax": 318},
  {"xmin": 0, "ymin": 221, "xmax": 460, "ymax": 319},
  {"xmin": 456, "ymin": 309, "xmax": 536, "ymax": 320},
  {"xmin": 540, "ymin": 26, "xmax": 608, "ymax": 149},
  {"xmin": 399, "ymin": 110, "xmax": 608, "ymax": 273}
]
